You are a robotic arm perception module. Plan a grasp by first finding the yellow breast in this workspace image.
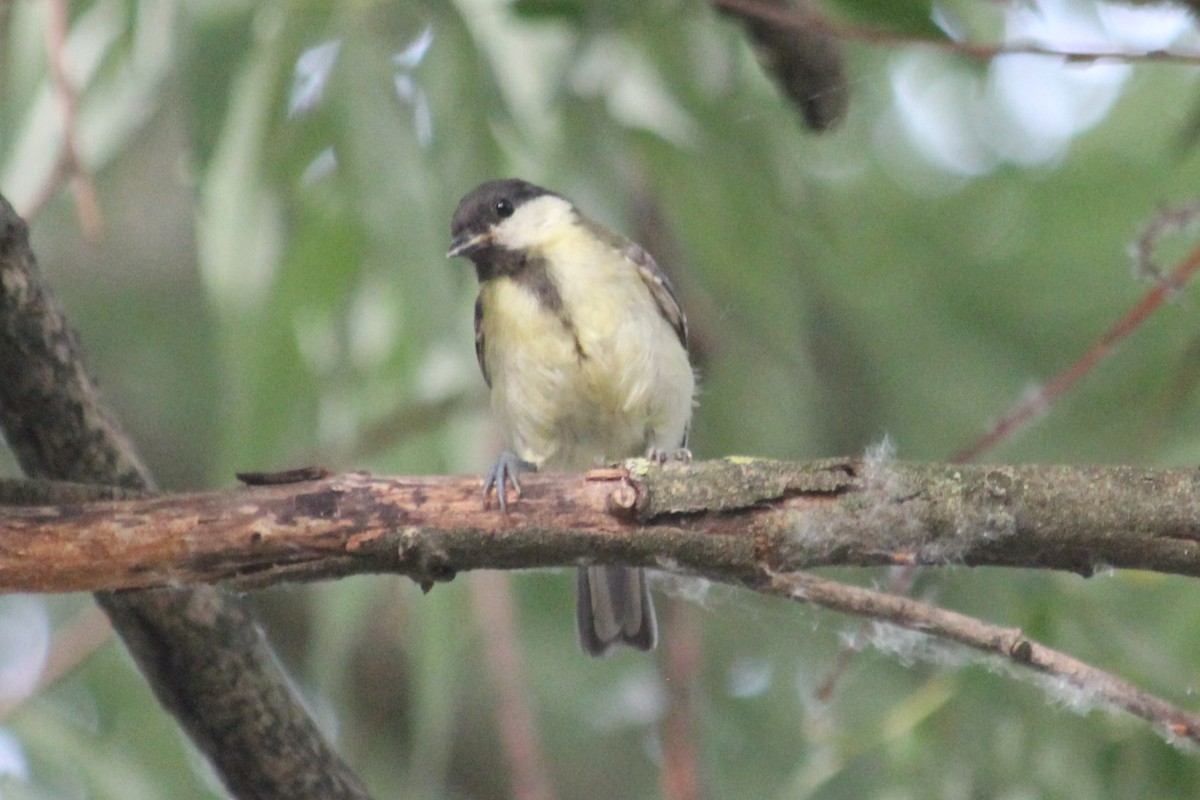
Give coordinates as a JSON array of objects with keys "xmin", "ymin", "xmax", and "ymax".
[{"xmin": 480, "ymin": 228, "xmax": 693, "ymax": 471}]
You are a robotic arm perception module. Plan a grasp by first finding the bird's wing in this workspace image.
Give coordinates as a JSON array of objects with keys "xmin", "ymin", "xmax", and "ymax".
[
  {"xmin": 623, "ymin": 240, "xmax": 691, "ymax": 450},
  {"xmin": 623, "ymin": 240, "xmax": 687, "ymax": 351},
  {"xmin": 578, "ymin": 215, "xmax": 687, "ymax": 350},
  {"xmin": 474, "ymin": 294, "xmax": 491, "ymax": 387}
]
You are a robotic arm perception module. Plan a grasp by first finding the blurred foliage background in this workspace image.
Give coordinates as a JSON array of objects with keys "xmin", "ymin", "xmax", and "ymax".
[{"xmin": 4, "ymin": 0, "xmax": 1200, "ymax": 797}]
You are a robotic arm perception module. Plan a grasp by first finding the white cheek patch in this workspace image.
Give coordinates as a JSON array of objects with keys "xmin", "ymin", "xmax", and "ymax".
[{"xmin": 493, "ymin": 195, "xmax": 574, "ymax": 250}]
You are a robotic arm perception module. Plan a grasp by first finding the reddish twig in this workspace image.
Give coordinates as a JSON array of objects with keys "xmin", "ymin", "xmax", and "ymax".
[
  {"xmin": 30, "ymin": 0, "xmax": 103, "ymax": 236},
  {"xmin": 954, "ymin": 234, "xmax": 1200, "ymax": 462},
  {"xmin": 814, "ymin": 568, "xmax": 909, "ymax": 702},
  {"xmin": 709, "ymin": 0, "xmax": 1200, "ymax": 66},
  {"xmin": 660, "ymin": 600, "xmax": 704, "ymax": 800},
  {"xmin": 471, "ymin": 572, "xmax": 556, "ymax": 800}
]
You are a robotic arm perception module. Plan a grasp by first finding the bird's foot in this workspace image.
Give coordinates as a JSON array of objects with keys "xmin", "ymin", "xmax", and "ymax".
[
  {"xmin": 483, "ymin": 451, "xmax": 536, "ymax": 511},
  {"xmin": 646, "ymin": 446, "xmax": 692, "ymax": 464}
]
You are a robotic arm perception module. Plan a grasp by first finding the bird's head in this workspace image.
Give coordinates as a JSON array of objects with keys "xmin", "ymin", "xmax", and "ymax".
[{"xmin": 448, "ymin": 179, "xmax": 573, "ymax": 278}]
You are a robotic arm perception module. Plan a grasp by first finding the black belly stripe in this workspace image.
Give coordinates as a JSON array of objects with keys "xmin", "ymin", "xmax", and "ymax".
[
  {"xmin": 512, "ymin": 255, "xmax": 562, "ymax": 311},
  {"xmin": 569, "ymin": 328, "xmax": 588, "ymax": 363},
  {"xmin": 512, "ymin": 257, "xmax": 589, "ymax": 363}
]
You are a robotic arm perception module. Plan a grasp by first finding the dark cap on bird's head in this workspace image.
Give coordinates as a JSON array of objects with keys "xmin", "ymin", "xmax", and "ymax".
[{"xmin": 447, "ymin": 179, "xmax": 560, "ymax": 259}]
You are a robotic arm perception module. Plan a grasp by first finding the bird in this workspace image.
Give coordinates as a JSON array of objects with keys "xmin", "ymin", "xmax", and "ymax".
[{"xmin": 447, "ymin": 178, "xmax": 695, "ymax": 656}]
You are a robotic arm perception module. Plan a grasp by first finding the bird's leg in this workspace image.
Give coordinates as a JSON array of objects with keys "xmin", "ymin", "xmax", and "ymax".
[{"xmin": 483, "ymin": 450, "xmax": 536, "ymax": 511}]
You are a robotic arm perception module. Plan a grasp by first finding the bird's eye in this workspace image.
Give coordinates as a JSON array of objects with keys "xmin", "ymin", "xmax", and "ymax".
[{"xmin": 495, "ymin": 198, "xmax": 514, "ymax": 218}]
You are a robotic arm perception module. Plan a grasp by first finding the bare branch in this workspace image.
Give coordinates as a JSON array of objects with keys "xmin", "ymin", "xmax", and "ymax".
[
  {"xmin": 4, "ymin": 458, "xmax": 1200, "ymax": 594},
  {"xmin": 6, "ymin": 457, "xmax": 1200, "ymax": 748}
]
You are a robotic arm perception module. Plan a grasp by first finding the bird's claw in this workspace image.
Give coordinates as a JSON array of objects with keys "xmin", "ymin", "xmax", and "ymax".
[
  {"xmin": 646, "ymin": 446, "xmax": 692, "ymax": 465},
  {"xmin": 483, "ymin": 451, "xmax": 535, "ymax": 511}
]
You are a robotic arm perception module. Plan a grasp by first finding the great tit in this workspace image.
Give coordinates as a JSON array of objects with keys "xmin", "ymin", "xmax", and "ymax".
[{"xmin": 448, "ymin": 178, "xmax": 695, "ymax": 656}]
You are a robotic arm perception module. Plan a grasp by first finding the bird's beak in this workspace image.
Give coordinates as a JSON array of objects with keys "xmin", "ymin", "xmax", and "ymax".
[{"xmin": 447, "ymin": 231, "xmax": 493, "ymax": 258}]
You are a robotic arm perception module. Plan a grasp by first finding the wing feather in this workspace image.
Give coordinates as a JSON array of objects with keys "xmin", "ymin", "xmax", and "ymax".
[
  {"xmin": 623, "ymin": 241, "xmax": 687, "ymax": 350},
  {"xmin": 576, "ymin": 215, "xmax": 688, "ymax": 350},
  {"xmin": 474, "ymin": 294, "xmax": 491, "ymax": 387}
]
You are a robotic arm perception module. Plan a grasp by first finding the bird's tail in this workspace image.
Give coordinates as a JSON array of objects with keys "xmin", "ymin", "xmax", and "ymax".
[{"xmin": 576, "ymin": 566, "xmax": 657, "ymax": 657}]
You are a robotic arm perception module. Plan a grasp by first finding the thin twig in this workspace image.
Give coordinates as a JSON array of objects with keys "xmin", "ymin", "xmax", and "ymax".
[
  {"xmin": 660, "ymin": 599, "xmax": 705, "ymax": 800},
  {"xmin": 763, "ymin": 570, "xmax": 1200, "ymax": 744},
  {"xmin": 33, "ymin": 0, "xmax": 102, "ymax": 236},
  {"xmin": 1131, "ymin": 202, "xmax": 1200, "ymax": 282},
  {"xmin": 824, "ymin": 221, "xmax": 1200, "ymax": 697},
  {"xmin": 954, "ymin": 235, "xmax": 1200, "ymax": 462},
  {"xmin": 816, "ymin": 560, "xmax": 935, "ymax": 702},
  {"xmin": 471, "ymin": 572, "xmax": 557, "ymax": 800},
  {"xmin": 709, "ymin": 0, "xmax": 1200, "ymax": 66}
]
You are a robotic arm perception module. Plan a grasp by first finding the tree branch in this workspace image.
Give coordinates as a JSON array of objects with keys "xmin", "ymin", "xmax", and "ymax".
[
  {"xmin": 3, "ymin": 458, "xmax": 1200, "ymax": 593},
  {"xmin": 0, "ymin": 192, "xmax": 369, "ymax": 799},
  {"xmin": 6, "ymin": 457, "xmax": 1200, "ymax": 745}
]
